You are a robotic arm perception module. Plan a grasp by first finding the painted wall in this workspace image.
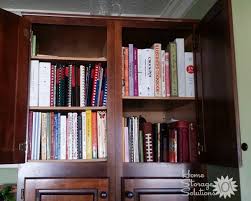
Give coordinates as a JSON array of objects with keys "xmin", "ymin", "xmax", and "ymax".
[
  {"xmin": 231, "ymin": 0, "xmax": 251, "ymax": 200},
  {"xmin": 0, "ymin": 168, "xmax": 18, "ymax": 184}
]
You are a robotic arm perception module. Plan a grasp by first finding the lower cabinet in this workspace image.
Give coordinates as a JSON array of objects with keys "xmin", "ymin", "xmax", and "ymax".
[
  {"xmin": 24, "ymin": 178, "xmax": 109, "ymax": 201},
  {"xmin": 123, "ymin": 179, "xmax": 190, "ymax": 201}
]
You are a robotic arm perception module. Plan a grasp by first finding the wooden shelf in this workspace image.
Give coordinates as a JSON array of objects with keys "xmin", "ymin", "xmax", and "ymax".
[
  {"xmin": 28, "ymin": 159, "xmax": 107, "ymax": 163},
  {"xmin": 123, "ymin": 162, "xmax": 201, "ymax": 177},
  {"xmin": 31, "ymin": 55, "xmax": 107, "ymax": 62},
  {"xmin": 123, "ymin": 96, "xmax": 195, "ymax": 100},
  {"xmin": 29, "ymin": 106, "xmax": 107, "ymax": 111}
]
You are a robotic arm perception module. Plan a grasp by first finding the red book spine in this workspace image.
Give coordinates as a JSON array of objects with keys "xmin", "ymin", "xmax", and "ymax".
[
  {"xmin": 173, "ymin": 121, "xmax": 189, "ymax": 162},
  {"xmin": 169, "ymin": 128, "xmax": 178, "ymax": 162},
  {"xmin": 189, "ymin": 122, "xmax": 198, "ymax": 162},
  {"xmin": 91, "ymin": 64, "xmax": 100, "ymax": 106},
  {"xmin": 27, "ymin": 111, "xmax": 33, "ymax": 161},
  {"xmin": 50, "ymin": 112, "xmax": 55, "ymax": 160},
  {"xmin": 92, "ymin": 111, "xmax": 98, "ymax": 159},
  {"xmin": 50, "ymin": 64, "xmax": 55, "ymax": 106},
  {"xmin": 165, "ymin": 52, "xmax": 170, "ymax": 96},
  {"xmin": 133, "ymin": 48, "xmax": 139, "ymax": 96},
  {"xmin": 143, "ymin": 122, "xmax": 154, "ymax": 162}
]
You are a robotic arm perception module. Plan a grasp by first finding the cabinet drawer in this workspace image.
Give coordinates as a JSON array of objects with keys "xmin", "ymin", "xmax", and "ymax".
[
  {"xmin": 123, "ymin": 178, "xmax": 190, "ymax": 201},
  {"xmin": 24, "ymin": 178, "xmax": 109, "ymax": 201}
]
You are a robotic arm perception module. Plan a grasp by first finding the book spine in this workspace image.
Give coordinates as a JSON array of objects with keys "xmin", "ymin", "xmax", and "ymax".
[
  {"xmin": 133, "ymin": 117, "xmax": 139, "ymax": 162},
  {"xmin": 91, "ymin": 64, "xmax": 99, "ymax": 106},
  {"xmin": 92, "ymin": 111, "xmax": 98, "ymax": 159},
  {"xmin": 102, "ymin": 78, "xmax": 108, "ymax": 106},
  {"xmin": 169, "ymin": 128, "xmax": 178, "ymax": 162},
  {"xmin": 57, "ymin": 113, "xmax": 61, "ymax": 160},
  {"xmin": 60, "ymin": 115, "xmax": 67, "ymax": 160},
  {"xmin": 27, "ymin": 111, "xmax": 33, "ymax": 161},
  {"xmin": 97, "ymin": 67, "xmax": 103, "ymax": 106},
  {"xmin": 32, "ymin": 34, "xmax": 36, "ymax": 56},
  {"xmin": 138, "ymin": 49, "xmax": 144, "ymax": 96},
  {"xmin": 161, "ymin": 50, "xmax": 166, "ymax": 97},
  {"xmin": 143, "ymin": 122, "xmax": 154, "ymax": 162},
  {"xmin": 76, "ymin": 66, "xmax": 80, "ymax": 106},
  {"xmin": 80, "ymin": 65, "xmax": 86, "ymax": 107},
  {"xmin": 145, "ymin": 49, "xmax": 155, "ymax": 96},
  {"xmin": 165, "ymin": 52, "xmax": 170, "ymax": 96},
  {"xmin": 50, "ymin": 65, "xmax": 55, "ymax": 106},
  {"xmin": 175, "ymin": 38, "xmax": 186, "ymax": 97},
  {"xmin": 71, "ymin": 65, "xmax": 76, "ymax": 106},
  {"xmin": 160, "ymin": 123, "xmax": 168, "ymax": 162},
  {"xmin": 169, "ymin": 42, "xmax": 178, "ymax": 96},
  {"xmin": 46, "ymin": 113, "xmax": 51, "ymax": 160},
  {"xmin": 77, "ymin": 114, "xmax": 82, "ymax": 159},
  {"xmin": 153, "ymin": 43, "xmax": 162, "ymax": 97},
  {"xmin": 67, "ymin": 113, "xmax": 73, "ymax": 159},
  {"xmin": 133, "ymin": 48, "xmax": 139, "ymax": 96},
  {"xmin": 86, "ymin": 110, "xmax": 92, "ymax": 159},
  {"xmin": 122, "ymin": 47, "xmax": 125, "ymax": 96},
  {"xmin": 98, "ymin": 111, "xmax": 107, "ymax": 158},
  {"xmin": 82, "ymin": 112, "xmax": 87, "ymax": 159},
  {"xmin": 41, "ymin": 113, "xmax": 47, "ymax": 160},
  {"xmin": 60, "ymin": 66, "xmax": 65, "ymax": 106},
  {"xmin": 124, "ymin": 127, "xmax": 129, "ymax": 162},
  {"xmin": 36, "ymin": 112, "xmax": 42, "ymax": 160},
  {"xmin": 128, "ymin": 44, "xmax": 134, "ymax": 96},
  {"xmin": 29, "ymin": 60, "xmax": 39, "ymax": 106},
  {"xmin": 39, "ymin": 62, "xmax": 51, "ymax": 106},
  {"xmin": 53, "ymin": 65, "xmax": 57, "ymax": 106},
  {"xmin": 128, "ymin": 117, "xmax": 134, "ymax": 162},
  {"xmin": 185, "ymin": 52, "xmax": 195, "ymax": 97},
  {"xmin": 72, "ymin": 113, "xmax": 78, "ymax": 159},
  {"xmin": 124, "ymin": 47, "xmax": 129, "ymax": 96},
  {"xmin": 50, "ymin": 112, "xmax": 55, "ymax": 160}
]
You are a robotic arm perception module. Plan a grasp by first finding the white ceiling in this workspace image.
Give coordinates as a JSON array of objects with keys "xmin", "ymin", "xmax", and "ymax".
[{"xmin": 0, "ymin": 0, "xmax": 202, "ymax": 18}]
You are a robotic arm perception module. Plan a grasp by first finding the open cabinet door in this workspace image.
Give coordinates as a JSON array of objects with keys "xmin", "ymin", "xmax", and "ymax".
[
  {"xmin": 0, "ymin": 9, "xmax": 30, "ymax": 163},
  {"xmin": 197, "ymin": 0, "xmax": 241, "ymax": 167}
]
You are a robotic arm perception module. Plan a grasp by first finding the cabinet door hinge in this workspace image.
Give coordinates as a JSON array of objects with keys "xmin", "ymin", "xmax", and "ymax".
[
  {"xmin": 18, "ymin": 143, "xmax": 26, "ymax": 152},
  {"xmin": 21, "ymin": 189, "xmax": 25, "ymax": 200}
]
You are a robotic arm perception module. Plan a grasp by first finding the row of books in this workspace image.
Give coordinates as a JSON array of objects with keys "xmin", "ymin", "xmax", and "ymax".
[
  {"xmin": 27, "ymin": 111, "xmax": 107, "ymax": 160},
  {"xmin": 122, "ymin": 39, "xmax": 195, "ymax": 97},
  {"xmin": 29, "ymin": 61, "xmax": 107, "ymax": 107},
  {"xmin": 123, "ymin": 116, "xmax": 198, "ymax": 163}
]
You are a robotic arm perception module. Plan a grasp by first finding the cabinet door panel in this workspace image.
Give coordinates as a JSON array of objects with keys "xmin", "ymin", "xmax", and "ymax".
[
  {"xmin": 24, "ymin": 178, "xmax": 108, "ymax": 201},
  {"xmin": 0, "ymin": 8, "xmax": 30, "ymax": 163},
  {"xmin": 123, "ymin": 179, "xmax": 190, "ymax": 201},
  {"xmin": 198, "ymin": 0, "xmax": 241, "ymax": 166}
]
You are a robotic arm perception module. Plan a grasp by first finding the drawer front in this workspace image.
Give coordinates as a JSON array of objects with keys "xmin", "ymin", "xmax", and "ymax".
[
  {"xmin": 24, "ymin": 178, "xmax": 109, "ymax": 201},
  {"xmin": 123, "ymin": 179, "xmax": 190, "ymax": 201}
]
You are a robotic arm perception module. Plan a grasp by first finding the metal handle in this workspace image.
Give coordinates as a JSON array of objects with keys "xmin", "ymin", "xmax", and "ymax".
[
  {"xmin": 241, "ymin": 143, "xmax": 248, "ymax": 151},
  {"xmin": 100, "ymin": 191, "xmax": 108, "ymax": 199},
  {"xmin": 125, "ymin": 191, "xmax": 134, "ymax": 199}
]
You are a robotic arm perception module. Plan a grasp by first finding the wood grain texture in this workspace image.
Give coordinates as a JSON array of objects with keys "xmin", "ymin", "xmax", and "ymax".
[
  {"xmin": 198, "ymin": 0, "xmax": 241, "ymax": 167},
  {"xmin": 0, "ymin": 9, "xmax": 30, "ymax": 163},
  {"xmin": 31, "ymin": 55, "xmax": 107, "ymax": 62},
  {"xmin": 25, "ymin": 178, "xmax": 108, "ymax": 201}
]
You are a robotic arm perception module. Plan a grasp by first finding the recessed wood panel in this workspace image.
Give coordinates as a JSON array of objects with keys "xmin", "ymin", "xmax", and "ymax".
[{"xmin": 41, "ymin": 194, "xmax": 93, "ymax": 201}]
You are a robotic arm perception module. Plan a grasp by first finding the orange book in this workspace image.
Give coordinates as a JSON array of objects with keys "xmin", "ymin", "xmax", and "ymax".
[
  {"xmin": 92, "ymin": 111, "xmax": 98, "ymax": 159},
  {"xmin": 124, "ymin": 47, "xmax": 129, "ymax": 96}
]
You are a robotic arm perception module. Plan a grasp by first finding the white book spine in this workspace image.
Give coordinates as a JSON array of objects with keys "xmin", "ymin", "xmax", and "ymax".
[
  {"xmin": 185, "ymin": 52, "xmax": 195, "ymax": 97},
  {"xmin": 60, "ymin": 115, "xmax": 67, "ymax": 160},
  {"xmin": 124, "ymin": 127, "xmax": 129, "ymax": 162},
  {"xmin": 138, "ymin": 49, "xmax": 144, "ymax": 96},
  {"xmin": 81, "ymin": 112, "xmax": 87, "ymax": 159},
  {"xmin": 39, "ymin": 62, "xmax": 51, "ymax": 106},
  {"xmin": 67, "ymin": 113, "xmax": 73, "ymax": 160},
  {"xmin": 72, "ymin": 113, "xmax": 78, "ymax": 159},
  {"xmin": 36, "ymin": 112, "xmax": 41, "ymax": 160},
  {"xmin": 31, "ymin": 112, "xmax": 36, "ymax": 160},
  {"xmin": 133, "ymin": 117, "xmax": 139, "ymax": 162},
  {"xmin": 29, "ymin": 60, "xmax": 39, "ymax": 106},
  {"xmin": 161, "ymin": 50, "xmax": 166, "ymax": 97},
  {"xmin": 175, "ymin": 38, "xmax": 186, "ymax": 97},
  {"xmin": 145, "ymin": 49, "xmax": 155, "ymax": 96},
  {"xmin": 80, "ymin": 65, "xmax": 86, "ymax": 107}
]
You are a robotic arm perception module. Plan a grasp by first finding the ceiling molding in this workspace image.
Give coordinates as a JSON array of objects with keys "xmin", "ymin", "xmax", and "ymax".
[{"xmin": 160, "ymin": 0, "xmax": 198, "ymax": 18}]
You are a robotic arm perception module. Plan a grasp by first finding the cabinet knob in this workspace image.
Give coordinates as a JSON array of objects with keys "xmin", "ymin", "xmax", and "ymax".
[
  {"xmin": 100, "ymin": 191, "xmax": 108, "ymax": 199},
  {"xmin": 241, "ymin": 143, "xmax": 248, "ymax": 151},
  {"xmin": 125, "ymin": 191, "xmax": 134, "ymax": 199}
]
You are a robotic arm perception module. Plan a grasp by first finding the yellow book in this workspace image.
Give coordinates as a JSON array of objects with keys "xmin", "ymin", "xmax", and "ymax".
[{"xmin": 86, "ymin": 110, "xmax": 92, "ymax": 159}]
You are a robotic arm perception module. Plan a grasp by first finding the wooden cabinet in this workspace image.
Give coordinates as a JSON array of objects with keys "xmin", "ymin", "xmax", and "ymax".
[
  {"xmin": 24, "ymin": 178, "xmax": 108, "ymax": 201},
  {"xmin": 123, "ymin": 179, "xmax": 190, "ymax": 201},
  {"xmin": 0, "ymin": 0, "xmax": 242, "ymax": 201}
]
